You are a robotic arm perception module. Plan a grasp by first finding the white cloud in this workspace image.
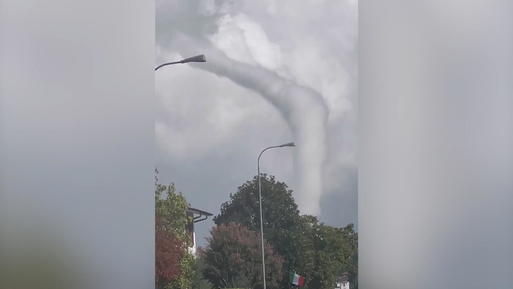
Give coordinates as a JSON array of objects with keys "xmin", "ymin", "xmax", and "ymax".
[
  {"xmin": 211, "ymin": 13, "xmax": 284, "ymax": 71},
  {"xmin": 156, "ymin": 0, "xmax": 357, "ymax": 221}
]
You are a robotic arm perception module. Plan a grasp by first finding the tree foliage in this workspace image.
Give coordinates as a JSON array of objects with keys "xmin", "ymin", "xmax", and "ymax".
[
  {"xmin": 296, "ymin": 216, "xmax": 358, "ymax": 289},
  {"xmin": 156, "ymin": 183, "xmax": 191, "ymax": 244},
  {"xmin": 214, "ymin": 175, "xmax": 358, "ymax": 289},
  {"xmin": 156, "ymin": 216, "xmax": 187, "ymax": 287},
  {"xmin": 202, "ymin": 223, "xmax": 284, "ymax": 289},
  {"xmin": 214, "ymin": 175, "xmax": 302, "ymax": 288},
  {"xmin": 215, "ymin": 175, "xmax": 301, "ymax": 231},
  {"xmin": 192, "ymin": 254, "xmax": 214, "ymax": 289},
  {"xmin": 155, "ymin": 182, "xmax": 194, "ymax": 289}
]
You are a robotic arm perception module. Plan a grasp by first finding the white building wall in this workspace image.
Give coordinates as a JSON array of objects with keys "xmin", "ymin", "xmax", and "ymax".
[{"xmin": 189, "ymin": 231, "xmax": 197, "ymax": 256}]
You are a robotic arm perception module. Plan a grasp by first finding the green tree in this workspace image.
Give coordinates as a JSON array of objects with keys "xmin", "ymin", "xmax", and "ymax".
[
  {"xmin": 214, "ymin": 175, "xmax": 302, "ymax": 289},
  {"xmin": 155, "ymin": 182, "xmax": 194, "ymax": 289},
  {"xmin": 156, "ymin": 183, "xmax": 190, "ymax": 242},
  {"xmin": 297, "ymin": 216, "xmax": 358, "ymax": 289},
  {"xmin": 202, "ymin": 223, "xmax": 284, "ymax": 289},
  {"xmin": 191, "ymin": 254, "xmax": 213, "ymax": 289},
  {"xmin": 214, "ymin": 175, "xmax": 358, "ymax": 289}
]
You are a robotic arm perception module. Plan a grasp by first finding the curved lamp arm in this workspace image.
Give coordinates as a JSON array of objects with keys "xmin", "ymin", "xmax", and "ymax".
[{"xmin": 155, "ymin": 54, "xmax": 206, "ymax": 71}]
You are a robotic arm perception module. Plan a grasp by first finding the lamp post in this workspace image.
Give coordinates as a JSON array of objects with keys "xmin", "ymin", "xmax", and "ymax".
[
  {"xmin": 154, "ymin": 54, "xmax": 206, "ymax": 71},
  {"xmin": 257, "ymin": 142, "xmax": 295, "ymax": 289}
]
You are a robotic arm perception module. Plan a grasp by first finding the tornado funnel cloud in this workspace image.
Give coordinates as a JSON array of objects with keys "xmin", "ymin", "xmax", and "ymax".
[{"xmin": 195, "ymin": 49, "xmax": 328, "ymax": 215}]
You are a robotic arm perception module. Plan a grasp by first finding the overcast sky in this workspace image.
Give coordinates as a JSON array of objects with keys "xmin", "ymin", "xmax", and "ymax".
[{"xmin": 155, "ymin": 0, "xmax": 358, "ymax": 246}]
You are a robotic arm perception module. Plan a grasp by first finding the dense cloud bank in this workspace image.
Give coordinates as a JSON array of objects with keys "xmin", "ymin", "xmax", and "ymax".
[{"xmin": 155, "ymin": 0, "xmax": 357, "ymax": 229}]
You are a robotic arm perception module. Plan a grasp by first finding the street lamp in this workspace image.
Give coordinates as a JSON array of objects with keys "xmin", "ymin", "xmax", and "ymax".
[
  {"xmin": 154, "ymin": 54, "xmax": 206, "ymax": 71},
  {"xmin": 257, "ymin": 142, "xmax": 295, "ymax": 289}
]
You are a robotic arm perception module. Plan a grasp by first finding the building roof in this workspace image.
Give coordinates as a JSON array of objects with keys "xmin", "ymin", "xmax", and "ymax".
[
  {"xmin": 188, "ymin": 207, "xmax": 213, "ymax": 223},
  {"xmin": 188, "ymin": 207, "xmax": 213, "ymax": 217}
]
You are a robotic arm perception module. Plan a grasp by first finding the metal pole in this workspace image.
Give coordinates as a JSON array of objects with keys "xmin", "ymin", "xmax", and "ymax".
[
  {"xmin": 257, "ymin": 152, "xmax": 266, "ymax": 289},
  {"xmin": 257, "ymin": 142, "xmax": 295, "ymax": 289}
]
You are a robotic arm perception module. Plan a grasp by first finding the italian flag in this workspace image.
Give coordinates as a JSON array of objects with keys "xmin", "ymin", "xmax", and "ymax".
[{"xmin": 290, "ymin": 272, "xmax": 305, "ymax": 287}]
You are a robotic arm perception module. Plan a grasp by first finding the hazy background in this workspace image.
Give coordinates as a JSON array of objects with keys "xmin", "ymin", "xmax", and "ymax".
[
  {"xmin": 155, "ymin": 0, "xmax": 358, "ymax": 246},
  {"xmin": 360, "ymin": 1, "xmax": 513, "ymax": 288},
  {"xmin": 1, "ymin": 1, "xmax": 154, "ymax": 288}
]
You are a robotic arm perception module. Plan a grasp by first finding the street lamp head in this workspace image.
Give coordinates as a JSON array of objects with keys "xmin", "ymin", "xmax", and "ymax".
[
  {"xmin": 181, "ymin": 54, "xmax": 206, "ymax": 63},
  {"xmin": 279, "ymin": 142, "xmax": 296, "ymax": 147}
]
